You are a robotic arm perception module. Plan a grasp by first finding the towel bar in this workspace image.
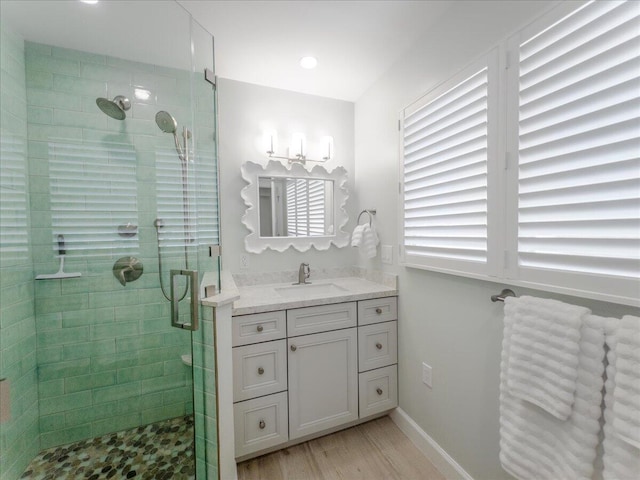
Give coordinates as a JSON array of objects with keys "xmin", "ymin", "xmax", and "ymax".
[
  {"xmin": 357, "ymin": 209, "xmax": 376, "ymax": 226},
  {"xmin": 491, "ymin": 288, "xmax": 516, "ymax": 302}
]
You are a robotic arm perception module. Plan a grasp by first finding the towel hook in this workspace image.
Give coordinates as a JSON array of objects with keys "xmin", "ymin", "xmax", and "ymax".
[{"xmin": 357, "ymin": 209, "xmax": 377, "ymax": 226}]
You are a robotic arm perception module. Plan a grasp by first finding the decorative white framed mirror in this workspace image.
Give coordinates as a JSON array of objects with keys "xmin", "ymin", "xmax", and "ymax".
[{"xmin": 241, "ymin": 160, "xmax": 350, "ymax": 252}]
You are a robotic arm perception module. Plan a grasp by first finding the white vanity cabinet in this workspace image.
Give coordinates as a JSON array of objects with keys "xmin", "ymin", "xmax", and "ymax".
[{"xmin": 232, "ymin": 296, "xmax": 398, "ymax": 460}]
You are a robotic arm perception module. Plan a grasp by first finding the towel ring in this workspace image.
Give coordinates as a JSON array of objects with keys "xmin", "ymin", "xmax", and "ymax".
[{"xmin": 357, "ymin": 209, "xmax": 377, "ymax": 226}]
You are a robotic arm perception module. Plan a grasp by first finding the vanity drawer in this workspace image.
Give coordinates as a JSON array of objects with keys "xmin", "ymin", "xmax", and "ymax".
[
  {"xmin": 234, "ymin": 391, "xmax": 288, "ymax": 458},
  {"xmin": 232, "ymin": 310, "xmax": 286, "ymax": 347},
  {"xmin": 233, "ymin": 340, "xmax": 287, "ymax": 402},
  {"xmin": 358, "ymin": 297, "xmax": 397, "ymax": 326},
  {"xmin": 359, "ymin": 365, "xmax": 398, "ymax": 419},
  {"xmin": 287, "ymin": 302, "xmax": 357, "ymax": 337},
  {"xmin": 358, "ymin": 321, "xmax": 397, "ymax": 372}
]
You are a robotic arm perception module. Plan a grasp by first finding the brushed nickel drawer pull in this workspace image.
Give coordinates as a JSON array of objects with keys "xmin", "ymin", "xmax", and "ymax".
[
  {"xmin": 375, "ymin": 307, "xmax": 382, "ymax": 314},
  {"xmin": 290, "ymin": 345, "xmax": 297, "ymax": 352},
  {"xmin": 376, "ymin": 342, "xmax": 383, "ymax": 350},
  {"xmin": 256, "ymin": 325, "xmax": 264, "ymax": 332},
  {"xmin": 257, "ymin": 367, "xmax": 264, "ymax": 375},
  {"xmin": 259, "ymin": 420, "xmax": 265, "ymax": 429},
  {"xmin": 376, "ymin": 387, "xmax": 383, "ymax": 395}
]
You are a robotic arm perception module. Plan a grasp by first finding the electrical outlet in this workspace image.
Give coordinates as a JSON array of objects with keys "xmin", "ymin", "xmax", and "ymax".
[
  {"xmin": 422, "ymin": 362, "xmax": 432, "ymax": 388},
  {"xmin": 240, "ymin": 254, "xmax": 249, "ymax": 269},
  {"xmin": 381, "ymin": 245, "xmax": 393, "ymax": 264}
]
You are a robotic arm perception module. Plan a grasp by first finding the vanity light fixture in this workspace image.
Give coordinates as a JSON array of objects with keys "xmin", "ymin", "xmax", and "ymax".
[{"xmin": 264, "ymin": 131, "xmax": 333, "ymax": 164}]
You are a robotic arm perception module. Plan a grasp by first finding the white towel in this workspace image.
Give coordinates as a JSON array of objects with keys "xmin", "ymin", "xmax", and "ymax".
[
  {"xmin": 602, "ymin": 315, "xmax": 640, "ymax": 480},
  {"xmin": 506, "ymin": 295, "xmax": 587, "ymax": 420},
  {"xmin": 611, "ymin": 315, "xmax": 640, "ymax": 448},
  {"xmin": 351, "ymin": 224, "xmax": 364, "ymax": 247},
  {"xmin": 499, "ymin": 297, "xmax": 606, "ymax": 480},
  {"xmin": 360, "ymin": 224, "xmax": 378, "ymax": 259}
]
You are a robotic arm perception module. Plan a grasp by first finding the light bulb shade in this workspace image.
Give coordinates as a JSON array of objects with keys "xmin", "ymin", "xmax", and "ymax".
[
  {"xmin": 290, "ymin": 133, "xmax": 306, "ymax": 158},
  {"xmin": 322, "ymin": 136, "xmax": 334, "ymax": 160},
  {"xmin": 264, "ymin": 130, "xmax": 278, "ymax": 155}
]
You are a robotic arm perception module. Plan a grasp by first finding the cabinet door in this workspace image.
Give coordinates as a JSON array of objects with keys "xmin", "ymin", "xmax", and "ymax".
[
  {"xmin": 233, "ymin": 340, "xmax": 287, "ymax": 402},
  {"xmin": 358, "ymin": 321, "xmax": 398, "ymax": 372},
  {"xmin": 288, "ymin": 328, "xmax": 358, "ymax": 440},
  {"xmin": 359, "ymin": 364, "xmax": 398, "ymax": 418},
  {"xmin": 234, "ymin": 392, "xmax": 288, "ymax": 458}
]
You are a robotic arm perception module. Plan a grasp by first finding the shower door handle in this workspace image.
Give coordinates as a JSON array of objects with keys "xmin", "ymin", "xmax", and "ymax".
[{"xmin": 170, "ymin": 269, "xmax": 199, "ymax": 331}]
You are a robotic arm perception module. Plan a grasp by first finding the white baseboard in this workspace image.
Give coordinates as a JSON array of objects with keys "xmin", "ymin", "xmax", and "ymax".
[{"xmin": 389, "ymin": 408, "xmax": 474, "ymax": 480}]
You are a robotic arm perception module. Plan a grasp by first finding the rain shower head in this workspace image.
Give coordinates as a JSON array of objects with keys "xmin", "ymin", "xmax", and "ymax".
[
  {"xmin": 155, "ymin": 111, "xmax": 178, "ymax": 134},
  {"xmin": 96, "ymin": 95, "xmax": 131, "ymax": 120}
]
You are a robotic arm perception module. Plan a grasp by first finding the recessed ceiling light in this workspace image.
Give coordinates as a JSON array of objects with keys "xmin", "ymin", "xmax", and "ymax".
[
  {"xmin": 80, "ymin": 0, "xmax": 99, "ymax": 4},
  {"xmin": 299, "ymin": 56, "xmax": 318, "ymax": 69}
]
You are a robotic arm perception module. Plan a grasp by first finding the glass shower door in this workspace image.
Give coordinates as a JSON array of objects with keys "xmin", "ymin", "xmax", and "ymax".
[{"xmin": 187, "ymin": 19, "xmax": 221, "ymax": 480}]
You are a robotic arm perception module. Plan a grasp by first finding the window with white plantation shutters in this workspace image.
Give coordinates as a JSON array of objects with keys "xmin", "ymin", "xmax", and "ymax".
[
  {"xmin": 49, "ymin": 139, "xmax": 138, "ymax": 256},
  {"xmin": 400, "ymin": 1, "xmax": 639, "ymax": 306},
  {"xmin": 0, "ymin": 133, "xmax": 29, "ymax": 263},
  {"xmin": 286, "ymin": 178, "xmax": 326, "ymax": 237},
  {"xmin": 401, "ymin": 51, "xmax": 498, "ymax": 275},
  {"xmin": 507, "ymin": 0, "xmax": 640, "ymax": 302}
]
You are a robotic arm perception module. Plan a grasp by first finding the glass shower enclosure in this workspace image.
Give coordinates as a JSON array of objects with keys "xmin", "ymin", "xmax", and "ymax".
[{"xmin": 0, "ymin": 1, "xmax": 220, "ymax": 479}]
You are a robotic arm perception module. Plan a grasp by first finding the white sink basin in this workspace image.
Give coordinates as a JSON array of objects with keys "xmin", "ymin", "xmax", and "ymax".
[{"xmin": 275, "ymin": 282, "xmax": 348, "ymax": 298}]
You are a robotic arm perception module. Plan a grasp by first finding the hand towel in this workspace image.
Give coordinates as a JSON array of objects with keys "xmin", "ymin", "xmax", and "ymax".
[
  {"xmin": 351, "ymin": 224, "xmax": 364, "ymax": 247},
  {"xmin": 499, "ymin": 297, "xmax": 606, "ymax": 480},
  {"xmin": 360, "ymin": 224, "xmax": 378, "ymax": 259},
  {"xmin": 602, "ymin": 315, "xmax": 640, "ymax": 480},
  {"xmin": 506, "ymin": 295, "xmax": 588, "ymax": 420}
]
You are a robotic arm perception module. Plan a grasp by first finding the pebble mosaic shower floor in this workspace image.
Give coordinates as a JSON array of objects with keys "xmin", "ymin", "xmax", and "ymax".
[{"xmin": 20, "ymin": 416, "xmax": 195, "ymax": 480}]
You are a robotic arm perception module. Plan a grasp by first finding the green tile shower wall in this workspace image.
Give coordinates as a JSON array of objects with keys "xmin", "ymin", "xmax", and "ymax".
[
  {"xmin": 0, "ymin": 24, "xmax": 40, "ymax": 480},
  {"xmin": 24, "ymin": 41, "xmax": 197, "ymax": 450}
]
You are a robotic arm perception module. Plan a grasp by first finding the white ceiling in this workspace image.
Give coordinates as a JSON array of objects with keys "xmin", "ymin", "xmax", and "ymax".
[
  {"xmin": 177, "ymin": 1, "xmax": 452, "ymax": 101},
  {"xmin": 1, "ymin": 0, "xmax": 452, "ymax": 102}
]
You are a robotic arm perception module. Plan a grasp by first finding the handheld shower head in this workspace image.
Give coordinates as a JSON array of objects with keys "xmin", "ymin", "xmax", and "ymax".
[
  {"xmin": 155, "ymin": 111, "xmax": 178, "ymax": 134},
  {"xmin": 96, "ymin": 95, "xmax": 131, "ymax": 120}
]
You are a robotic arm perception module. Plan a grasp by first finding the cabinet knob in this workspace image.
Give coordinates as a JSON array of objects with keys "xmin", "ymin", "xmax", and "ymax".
[
  {"xmin": 259, "ymin": 420, "xmax": 266, "ymax": 429},
  {"xmin": 256, "ymin": 325, "xmax": 264, "ymax": 332},
  {"xmin": 257, "ymin": 367, "xmax": 264, "ymax": 375},
  {"xmin": 375, "ymin": 307, "xmax": 382, "ymax": 314},
  {"xmin": 376, "ymin": 342, "xmax": 383, "ymax": 350},
  {"xmin": 290, "ymin": 345, "xmax": 297, "ymax": 352},
  {"xmin": 376, "ymin": 387, "xmax": 383, "ymax": 395}
]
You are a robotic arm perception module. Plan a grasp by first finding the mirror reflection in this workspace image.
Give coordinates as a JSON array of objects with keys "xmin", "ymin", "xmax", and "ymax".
[{"xmin": 258, "ymin": 177, "xmax": 334, "ymax": 237}]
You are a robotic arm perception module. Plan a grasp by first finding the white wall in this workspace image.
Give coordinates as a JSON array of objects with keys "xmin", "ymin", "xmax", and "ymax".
[
  {"xmin": 217, "ymin": 78, "xmax": 357, "ymax": 274},
  {"xmin": 354, "ymin": 1, "xmax": 640, "ymax": 479}
]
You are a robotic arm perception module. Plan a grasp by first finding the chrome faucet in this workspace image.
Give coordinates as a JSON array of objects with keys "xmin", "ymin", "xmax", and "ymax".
[{"xmin": 295, "ymin": 263, "xmax": 311, "ymax": 285}]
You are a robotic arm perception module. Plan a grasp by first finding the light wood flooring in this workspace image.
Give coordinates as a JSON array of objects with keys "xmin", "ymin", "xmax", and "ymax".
[{"xmin": 237, "ymin": 416, "xmax": 445, "ymax": 480}]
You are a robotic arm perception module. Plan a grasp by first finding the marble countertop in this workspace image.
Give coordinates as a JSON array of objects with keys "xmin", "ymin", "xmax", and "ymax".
[
  {"xmin": 231, "ymin": 276, "xmax": 397, "ymax": 316},
  {"xmin": 202, "ymin": 267, "xmax": 398, "ymax": 316}
]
